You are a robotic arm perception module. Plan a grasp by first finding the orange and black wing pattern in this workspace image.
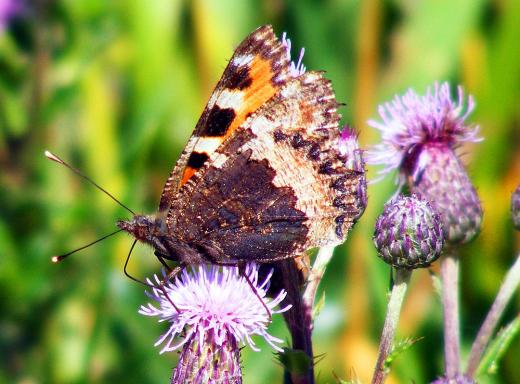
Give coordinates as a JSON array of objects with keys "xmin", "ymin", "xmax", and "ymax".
[{"xmin": 159, "ymin": 25, "xmax": 291, "ymax": 211}]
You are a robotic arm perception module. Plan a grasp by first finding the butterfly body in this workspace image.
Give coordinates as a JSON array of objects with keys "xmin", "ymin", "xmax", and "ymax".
[{"xmin": 117, "ymin": 25, "xmax": 366, "ymax": 267}]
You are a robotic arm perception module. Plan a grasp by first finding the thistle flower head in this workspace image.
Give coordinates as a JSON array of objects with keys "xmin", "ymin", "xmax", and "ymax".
[
  {"xmin": 338, "ymin": 125, "xmax": 364, "ymax": 172},
  {"xmin": 0, "ymin": 0, "xmax": 21, "ymax": 31},
  {"xmin": 337, "ymin": 125, "xmax": 368, "ymax": 221},
  {"xmin": 140, "ymin": 265, "xmax": 290, "ymax": 383},
  {"xmin": 512, "ymin": 184, "xmax": 520, "ymax": 230},
  {"xmin": 282, "ymin": 32, "xmax": 306, "ymax": 77},
  {"xmin": 431, "ymin": 374, "xmax": 476, "ymax": 384},
  {"xmin": 373, "ymin": 194, "xmax": 444, "ymax": 269},
  {"xmin": 368, "ymin": 82, "xmax": 483, "ymax": 245},
  {"xmin": 139, "ymin": 264, "xmax": 289, "ymax": 354},
  {"xmin": 366, "ymin": 82, "xmax": 481, "ymax": 179}
]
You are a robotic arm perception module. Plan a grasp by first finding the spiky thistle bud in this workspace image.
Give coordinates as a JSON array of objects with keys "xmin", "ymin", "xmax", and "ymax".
[
  {"xmin": 512, "ymin": 184, "xmax": 520, "ymax": 230},
  {"xmin": 367, "ymin": 82, "xmax": 483, "ymax": 245},
  {"xmin": 374, "ymin": 195, "xmax": 444, "ymax": 269}
]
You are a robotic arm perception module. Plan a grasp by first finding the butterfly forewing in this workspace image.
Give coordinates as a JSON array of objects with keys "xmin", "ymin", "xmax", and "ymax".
[{"xmin": 159, "ymin": 25, "xmax": 291, "ymax": 211}]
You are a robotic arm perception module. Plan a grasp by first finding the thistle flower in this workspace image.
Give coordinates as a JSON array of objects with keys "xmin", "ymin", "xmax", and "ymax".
[
  {"xmin": 511, "ymin": 184, "xmax": 520, "ymax": 230},
  {"xmin": 367, "ymin": 82, "xmax": 483, "ymax": 245},
  {"xmin": 338, "ymin": 125, "xmax": 368, "ymax": 221},
  {"xmin": 281, "ymin": 32, "xmax": 306, "ymax": 77},
  {"xmin": 374, "ymin": 194, "xmax": 444, "ymax": 269},
  {"xmin": 0, "ymin": 0, "xmax": 21, "ymax": 31},
  {"xmin": 139, "ymin": 264, "xmax": 289, "ymax": 383},
  {"xmin": 431, "ymin": 374, "xmax": 476, "ymax": 384}
]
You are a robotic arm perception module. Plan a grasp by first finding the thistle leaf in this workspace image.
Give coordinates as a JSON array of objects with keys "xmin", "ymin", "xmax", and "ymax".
[
  {"xmin": 385, "ymin": 337, "xmax": 423, "ymax": 369},
  {"xmin": 431, "ymin": 272, "xmax": 443, "ymax": 298},
  {"xmin": 312, "ymin": 291, "xmax": 326, "ymax": 319},
  {"xmin": 332, "ymin": 371, "xmax": 363, "ymax": 384},
  {"xmin": 477, "ymin": 316, "xmax": 520, "ymax": 376},
  {"xmin": 276, "ymin": 348, "xmax": 313, "ymax": 375}
]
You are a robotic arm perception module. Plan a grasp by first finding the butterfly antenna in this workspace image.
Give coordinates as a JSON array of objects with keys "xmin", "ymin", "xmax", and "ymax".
[
  {"xmin": 51, "ymin": 228, "xmax": 123, "ymax": 263},
  {"xmin": 44, "ymin": 150, "xmax": 136, "ymax": 215}
]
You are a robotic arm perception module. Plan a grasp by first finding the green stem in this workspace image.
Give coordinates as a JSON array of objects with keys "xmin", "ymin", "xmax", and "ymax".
[
  {"xmin": 465, "ymin": 253, "xmax": 520, "ymax": 377},
  {"xmin": 281, "ymin": 246, "xmax": 335, "ymax": 384},
  {"xmin": 371, "ymin": 268, "xmax": 412, "ymax": 384},
  {"xmin": 441, "ymin": 251, "xmax": 461, "ymax": 379},
  {"xmin": 302, "ymin": 246, "xmax": 335, "ymax": 314}
]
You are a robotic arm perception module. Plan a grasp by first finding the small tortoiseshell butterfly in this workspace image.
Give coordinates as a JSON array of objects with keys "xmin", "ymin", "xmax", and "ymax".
[
  {"xmin": 117, "ymin": 25, "xmax": 365, "ymax": 271},
  {"xmin": 49, "ymin": 25, "xmax": 366, "ymax": 286}
]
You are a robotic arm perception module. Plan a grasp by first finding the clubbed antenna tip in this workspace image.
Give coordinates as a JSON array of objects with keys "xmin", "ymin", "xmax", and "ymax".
[{"xmin": 44, "ymin": 150, "xmax": 63, "ymax": 164}]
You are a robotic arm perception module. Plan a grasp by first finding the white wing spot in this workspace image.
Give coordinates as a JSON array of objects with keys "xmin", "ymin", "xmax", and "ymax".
[
  {"xmin": 215, "ymin": 89, "xmax": 245, "ymax": 110},
  {"xmin": 232, "ymin": 54, "xmax": 254, "ymax": 67}
]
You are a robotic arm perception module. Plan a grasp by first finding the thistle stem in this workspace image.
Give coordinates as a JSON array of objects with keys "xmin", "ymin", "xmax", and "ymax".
[
  {"xmin": 371, "ymin": 268, "xmax": 411, "ymax": 384},
  {"xmin": 441, "ymin": 252, "xmax": 461, "ymax": 379},
  {"xmin": 279, "ymin": 260, "xmax": 314, "ymax": 384},
  {"xmin": 281, "ymin": 246, "xmax": 335, "ymax": 384},
  {"xmin": 465, "ymin": 253, "xmax": 520, "ymax": 377},
  {"xmin": 303, "ymin": 246, "xmax": 335, "ymax": 313}
]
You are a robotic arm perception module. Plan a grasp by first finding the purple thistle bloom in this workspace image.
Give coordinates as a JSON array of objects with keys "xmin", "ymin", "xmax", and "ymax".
[
  {"xmin": 368, "ymin": 82, "xmax": 483, "ymax": 245},
  {"xmin": 140, "ymin": 264, "xmax": 289, "ymax": 353},
  {"xmin": 511, "ymin": 184, "xmax": 520, "ymax": 230},
  {"xmin": 431, "ymin": 374, "xmax": 476, "ymax": 384},
  {"xmin": 338, "ymin": 125, "xmax": 364, "ymax": 172},
  {"xmin": 139, "ymin": 264, "xmax": 289, "ymax": 383},
  {"xmin": 0, "ymin": 0, "xmax": 21, "ymax": 31},
  {"xmin": 338, "ymin": 125, "xmax": 368, "ymax": 221},
  {"xmin": 281, "ymin": 32, "xmax": 306, "ymax": 78},
  {"xmin": 367, "ymin": 82, "xmax": 481, "ymax": 180}
]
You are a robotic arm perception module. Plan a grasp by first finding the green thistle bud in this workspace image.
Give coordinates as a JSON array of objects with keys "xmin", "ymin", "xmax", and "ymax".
[{"xmin": 373, "ymin": 195, "xmax": 444, "ymax": 269}]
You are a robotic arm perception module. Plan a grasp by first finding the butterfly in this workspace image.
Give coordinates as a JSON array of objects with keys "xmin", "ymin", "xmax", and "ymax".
[{"xmin": 114, "ymin": 25, "xmax": 366, "ymax": 282}]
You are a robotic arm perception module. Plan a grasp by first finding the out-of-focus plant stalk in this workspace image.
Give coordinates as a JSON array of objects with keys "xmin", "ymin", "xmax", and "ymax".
[
  {"xmin": 302, "ymin": 246, "xmax": 334, "ymax": 316},
  {"xmin": 441, "ymin": 250, "xmax": 461, "ymax": 379},
  {"xmin": 465, "ymin": 254, "xmax": 520, "ymax": 377},
  {"xmin": 371, "ymin": 268, "xmax": 411, "ymax": 384}
]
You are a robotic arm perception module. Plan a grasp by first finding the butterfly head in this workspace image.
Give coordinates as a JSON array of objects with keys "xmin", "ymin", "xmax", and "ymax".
[{"xmin": 117, "ymin": 214, "xmax": 167, "ymax": 244}]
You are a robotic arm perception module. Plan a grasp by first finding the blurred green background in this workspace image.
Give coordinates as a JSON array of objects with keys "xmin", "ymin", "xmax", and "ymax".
[{"xmin": 1, "ymin": 0, "xmax": 519, "ymax": 383}]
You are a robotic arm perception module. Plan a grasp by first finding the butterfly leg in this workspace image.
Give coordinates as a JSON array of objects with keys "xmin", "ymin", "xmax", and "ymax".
[
  {"xmin": 155, "ymin": 264, "xmax": 185, "ymax": 314},
  {"xmin": 154, "ymin": 251, "xmax": 174, "ymax": 273},
  {"xmin": 209, "ymin": 260, "xmax": 273, "ymax": 320},
  {"xmin": 123, "ymin": 240, "xmax": 155, "ymax": 287},
  {"xmin": 152, "ymin": 253, "xmax": 184, "ymax": 313},
  {"xmin": 237, "ymin": 261, "xmax": 272, "ymax": 321},
  {"xmin": 123, "ymin": 241, "xmax": 176, "ymax": 289},
  {"xmin": 123, "ymin": 241, "xmax": 183, "ymax": 313}
]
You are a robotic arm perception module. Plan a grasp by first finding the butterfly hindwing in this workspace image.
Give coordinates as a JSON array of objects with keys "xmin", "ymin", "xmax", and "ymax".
[
  {"xmin": 240, "ymin": 71, "xmax": 365, "ymax": 248},
  {"xmin": 165, "ymin": 148, "xmax": 309, "ymax": 263},
  {"xmin": 163, "ymin": 70, "xmax": 364, "ymax": 263}
]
